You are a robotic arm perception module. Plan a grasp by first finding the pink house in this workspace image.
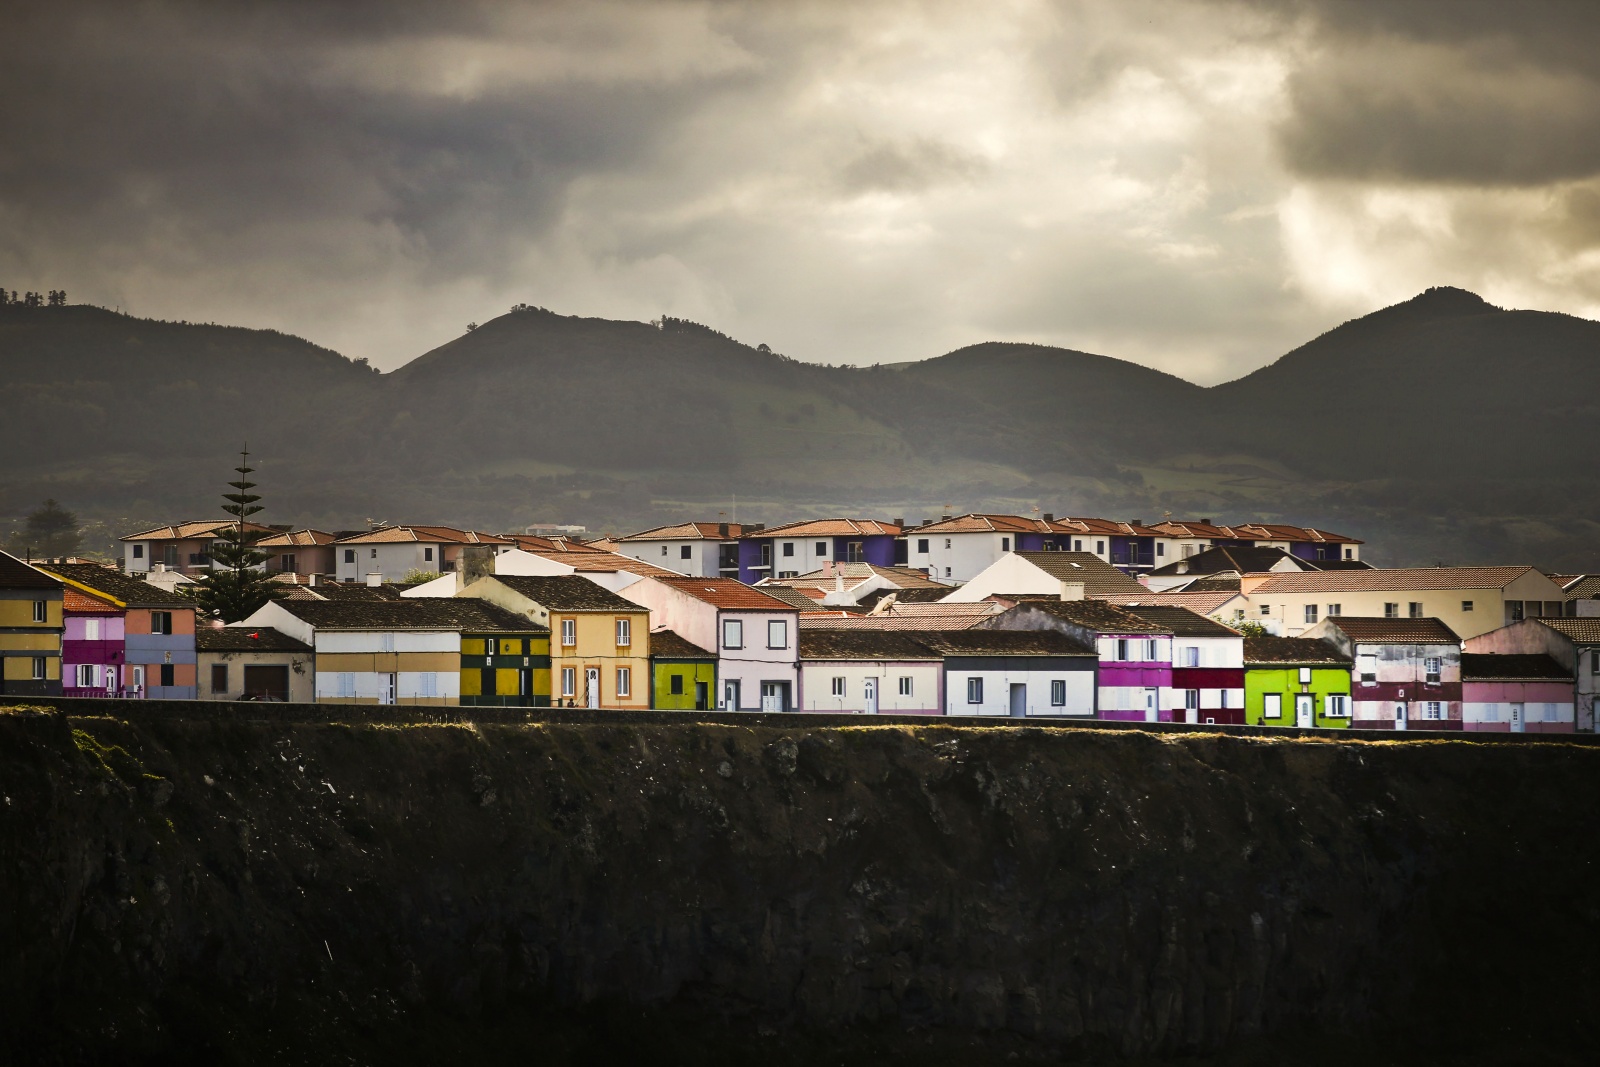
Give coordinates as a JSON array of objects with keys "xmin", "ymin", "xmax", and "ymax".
[
  {"xmin": 61, "ymin": 587, "xmax": 125, "ymax": 697},
  {"xmin": 1460, "ymin": 653, "xmax": 1575, "ymax": 733}
]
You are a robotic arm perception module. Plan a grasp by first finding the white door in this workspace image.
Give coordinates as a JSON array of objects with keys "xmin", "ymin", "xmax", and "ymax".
[
  {"xmin": 1143, "ymin": 688, "xmax": 1158, "ymax": 723},
  {"xmin": 382, "ymin": 673, "xmax": 396, "ymax": 706},
  {"xmin": 723, "ymin": 679, "xmax": 740, "ymax": 711},
  {"xmin": 1510, "ymin": 703, "xmax": 1525, "ymax": 733},
  {"xmin": 1295, "ymin": 694, "xmax": 1314, "ymax": 729},
  {"xmin": 864, "ymin": 677, "xmax": 878, "ymax": 715},
  {"xmin": 1394, "ymin": 702, "xmax": 1407, "ymax": 731},
  {"xmin": 761, "ymin": 682, "xmax": 784, "ymax": 712},
  {"xmin": 585, "ymin": 668, "xmax": 600, "ymax": 709}
]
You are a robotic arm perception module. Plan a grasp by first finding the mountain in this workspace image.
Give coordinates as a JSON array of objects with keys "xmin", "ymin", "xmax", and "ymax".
[{"xmin": 2, "ymin": 290, "xmax": 1598, "ymax": 567}]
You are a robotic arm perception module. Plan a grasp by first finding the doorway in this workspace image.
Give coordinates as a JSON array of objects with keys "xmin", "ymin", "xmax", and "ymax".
[
  {"xmin": 243, "ymin": 665, "xmax": 290, "ymax": 702},
  {"xmin": 723, "ymin": 679, "xmax": 740, "ymax": 711},
  {"xmin": 381, "ymin": 673, "xmax": 397, "ymax": 706},
  {"xmin": 1295, "ymin": 693, "xmax": 1314, "ymax": 729},
  {"xmin": 1510, "ymin": 702, "xmax": 1525, "ymax": 733},
  {"xmin": 760, "ymin": 681, "xmax": 790, "ymax": 712},
  {"xmin": 864, "ymin": 677, "xmax": 879, "ymax": 715},
  {"xmin": 1143, "ymin": 687, "xmax": 1158, "ymax": 722},
  {"xmin": 1009, "ymin": 683, "xmax": 1027, "ymax": 718},
  {"xmin": 1394, "ymin": 702, "xmax": 1407, "ymax": 731},
  {"xmin": 694, "ymin": 680, "xmax": 709, "ymax": 711},
  {"xmin": 585, "ymin": 667, "xmax": 600, "ymax": 709}
]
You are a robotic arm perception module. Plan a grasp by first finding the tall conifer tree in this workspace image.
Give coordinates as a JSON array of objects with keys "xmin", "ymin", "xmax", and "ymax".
[{"xmin": 190, "ymin": 447, "xmax": 280, "ymax": 622}]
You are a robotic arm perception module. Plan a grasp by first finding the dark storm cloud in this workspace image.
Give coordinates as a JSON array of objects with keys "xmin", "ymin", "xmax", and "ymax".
[{"xmin": 1254, "ymin": 0, "xmax": 1600, "ymax": 185}]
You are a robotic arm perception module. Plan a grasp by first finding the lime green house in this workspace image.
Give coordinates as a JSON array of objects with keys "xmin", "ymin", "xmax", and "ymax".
[
  {"xmin": 650, "ymin": 628, "xmax": 716, "ymax": 710},
  {"xmin": 1244, "ymin": 635, "xmax": 1353, "ymax": 729}
]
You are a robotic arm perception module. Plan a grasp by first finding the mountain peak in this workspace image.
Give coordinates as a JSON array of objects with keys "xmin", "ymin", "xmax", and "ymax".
[{"xmin": 1393, "ymin": 286, "xmax": 1499, "ymax": 318}]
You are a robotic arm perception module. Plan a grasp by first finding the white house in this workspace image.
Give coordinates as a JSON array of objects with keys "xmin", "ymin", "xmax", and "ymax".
[
  {"xmin": 332, "ymin": 526, "xmax": 515, "ymax": 584},
  {"xmin": 940, "ymin": 551, "xmax": 1148, "ymax": 604},
  {"xmin": 797, "ymin": 630, "xmax": 944, "ymax": 714},
  {"xmin": 904, "ymin": 514, "xmax": 1069, "ymax": 584},
  {"xmin": 620, "ymin": 576, "xmax": 800, "ymax": 711},
  {"xmin": 402, "ymin": 546, "xmax": 683, "ymax": 598},
  {"xmin": 915, "ymin": 630, "xmax": 1098, "ymax": 717},
  {"xmin": 612, "ymin": 521, "xmax": 750, "ymax": 579}
]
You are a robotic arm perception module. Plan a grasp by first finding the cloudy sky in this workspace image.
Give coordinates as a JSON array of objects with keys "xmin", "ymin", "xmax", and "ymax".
[{"xmin": 3, "ymin": 0, "xmax": 1598, "ymax": 382}]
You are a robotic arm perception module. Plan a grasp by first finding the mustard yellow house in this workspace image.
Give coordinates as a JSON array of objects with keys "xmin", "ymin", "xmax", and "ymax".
[
  {"xmin": 0, "ymin": 551, "xmax": 64, "ymax": 696},
  {"xmin": 459, "ymin": 574, "xmax": 650, "ymax": 709}
]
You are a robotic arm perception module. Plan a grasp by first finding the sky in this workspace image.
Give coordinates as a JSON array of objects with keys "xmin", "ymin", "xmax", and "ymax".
[{"xmin": 4, "ymin": 0, "xmax": 1600, "ymax": 383}]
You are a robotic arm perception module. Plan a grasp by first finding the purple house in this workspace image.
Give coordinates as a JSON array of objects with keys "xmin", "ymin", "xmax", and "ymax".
[
  {"xmin": 738, "ymin": 519, "xmax": 906, "ymax": 584},
  {"xmin": 61, "ymin": 586, "xmax": 126, "ymax": 697}
]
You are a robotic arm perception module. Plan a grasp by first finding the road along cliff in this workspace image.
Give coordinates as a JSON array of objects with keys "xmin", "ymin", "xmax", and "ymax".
[{"xmin": 1, "ymin": 704, "xmax": 1596, "ymax": 1065}]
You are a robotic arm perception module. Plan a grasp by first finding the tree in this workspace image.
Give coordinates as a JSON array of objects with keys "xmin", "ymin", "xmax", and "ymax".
[
  {"xmin": 188, "ymin": 448, "xmax": 281, "ymax": 622},
  {"xmin": 18, "ymin": 498, "xmax": 80, "ymax": 557}
]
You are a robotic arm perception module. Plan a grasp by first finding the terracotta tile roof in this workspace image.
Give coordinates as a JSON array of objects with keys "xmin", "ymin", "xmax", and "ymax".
[
  {"xmin": 655, "ymin": 576, "xmax": 798, "ymax": 612},
  {"xmin": 1321, "ymin": 617, "xmax": 1461, "ymax": 643},
  {"xmin": 1230, "ymin": 523, "xmax": 1361, "ymax": 545},
  {"xmin": 743, "ymin": 518, "xmax": 904, "ymax": 539},
  {"xmin": 997, "ymin": 599, "xmax": 1174, "ymax": 635},
  {"xmin": 764, "ymin": 563, "xmax": 949, "ymax": 594},
  {"xmin": 1533, "ymin": 618, "xmax": 1600, "ymax": 644},
  {"xmin": 333, "ymin": 526, "xmax": 513, "ymax": 546},
  {"xmin": 63, "ymin": 588, "xmax": 119, "ymax": 613},
  {"xmin": 1012, "ymin": 551, "xmax": 1150, "ymax": 596},
  {"xmin": 505, "ymin": 534, "xmax": 608, "ymax": 554},
  {"xmin": 1252, "ymin": 566, "xmax": 1540, "ymax": 594},
  {"xmin": 758, "ymin": 587, "xmax": 825, "ymax": 611},
  {"xmin": 911, "ymin": 630, "xmax": 1096, "ymax": 656},
  {"xmin": 648, "ymin": 628, "xmax": 714, "ymax": 659},
  {"xmin": 1181, "ymin": 578, "xmax": 1243, "ymax": 592},
  {"xmin": 197, "ymin": 625, "xmax": 313, "ymax": 652},
  {"xmin": 482, "ymin": 575, "xmax": 647, "ymax": 612},
  {"xmin": 121, "ymin": 520, "xmax": 277, "ymax": 541},
  {"xmin": 1099, "ymin": 590, "xmax": 1244, "ymax": 617},
  {"xmin": 1149, "ymin": 520, "xmax": 1238, "ymax": 539},
  {"xmin": 532, "ymin": 549, "xmax": 684, "ymax": 577},
  {"xmin": 1460, "ymin": 653, "xmax": 1570, "ymax": 681},
  {"xmin": 1150, "ymin": 545, "xmax": 1301, "ymax": 578},
  {"xmin": 800, "ymin": 630, "xmax": 942, "ymax": 660},
  {"xmin": 274, "ymin": 599, "xmax": 539, "ymax": 632},
  {"xmin": 37, "ymin": 562, "xmax": 189, "ymax": 607},
  {"xmin": 616, "ymin": 522, "xmax": 754, "ymax": 542},
  {"xmin": 1559, "ymin": 575, "xmax": 1600, "ymax": 599},
  {"xmin": 910, "ymin": 513, "xmax": 1058, "ymax": 535},
  {"xmin": 256, "ymin": 529, "xmax": 337, "ymax": 548},
  {"xmin": 0, "ymin": 550, "xmax": 65, "ymax": 590},
  {"xmin": 1244, "ymin": 636, "xmax": 1350, "ymax": 666},
  {"xmin": 1062, "ymin": 516, "xmax": 1162, "ymax": 537}
]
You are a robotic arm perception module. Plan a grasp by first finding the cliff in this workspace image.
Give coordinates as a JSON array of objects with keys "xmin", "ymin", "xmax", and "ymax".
[{"xmin": 1, "ymin": 704, "xmax": 1596, "ymax": 1064}]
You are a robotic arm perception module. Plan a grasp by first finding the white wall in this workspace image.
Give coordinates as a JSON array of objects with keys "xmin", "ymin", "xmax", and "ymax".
[
  {"xmin": 315, "ymin": 631, "xmax": 458, "ymax": 654},
  {"xmin": 716, "ymin": 611, "xmax": 798, "ymax": 709},
  {"xmin": 941, "ymin": 554, "xmax": 1064, "ymax": 602},
  {"xmin": 768, "ymin": 535, "xmax": 836, "ymax": 579},
  {"xmin": 800, "ymin": 661, "xmax": 942, "ymax": 712},
  {"xmin": 945, "ymin": 668, "xmax": 1094, "ymax": 716},
  {"xmin": 315, "ymin": 670, "xmax": 462, "ymax": 702},
  {"xmin": 621, "ymin": 539, "xmax": 725, "ymax": 577},
  {"xmin": 335, "ymin": 542, "xmax": 438, "ymax": 583},
  {"xmin": 907, "ymin": 531, "xmax": 1007, "ymax": 584}
]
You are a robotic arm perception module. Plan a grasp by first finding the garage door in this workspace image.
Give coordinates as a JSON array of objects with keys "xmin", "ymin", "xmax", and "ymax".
[{"xmin": 243, "ymin": 665, "xmax": 290, "ymax": 701}]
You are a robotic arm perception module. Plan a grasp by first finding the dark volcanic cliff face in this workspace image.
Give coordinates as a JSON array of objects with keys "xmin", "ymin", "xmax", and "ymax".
[{"xmin": 1, "ymin": 706, "xmax": 1597, "ymax": 1065}]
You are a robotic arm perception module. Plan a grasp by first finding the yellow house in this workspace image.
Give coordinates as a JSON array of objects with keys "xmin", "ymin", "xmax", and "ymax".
[
  {"xmin": 0, "ymin": 551, "xmax": 64, "ymax": 696},
  {"xmin": 459, "ymin": 574, "xmax": 651, "ymax": 709}
]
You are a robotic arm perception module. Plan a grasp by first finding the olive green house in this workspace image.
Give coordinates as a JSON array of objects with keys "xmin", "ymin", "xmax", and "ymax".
[
  {"xmin": 650, "ymin": 628, "xmax": 716, "ymax": 710},
  {"xmin": 1244, "ymin": 635, "xmax": 1353, "ymax": 729}
]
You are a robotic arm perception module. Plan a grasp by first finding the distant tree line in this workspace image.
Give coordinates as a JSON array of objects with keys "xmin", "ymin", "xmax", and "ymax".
[{"xmin": 0, "ymin": 289, "xmax": 67, "ymax": 307}]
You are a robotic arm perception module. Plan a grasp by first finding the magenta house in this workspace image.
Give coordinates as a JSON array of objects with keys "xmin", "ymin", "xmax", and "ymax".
[
  {"xmin": 61, "ymin": 586, "xmax": 125, "ymax": 697},
  {"xmin": 1460, "ymin": 653, "xmax": 1575, "ymax": 733}
]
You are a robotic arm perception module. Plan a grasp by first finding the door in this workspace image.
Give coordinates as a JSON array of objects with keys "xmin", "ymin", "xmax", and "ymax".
[
  {"xmin": 694, "ymin": 681, "xmax": 709, "ymax": 711},
  {"xmin": 242, "ymin": 665, "xmax": 290, "ymax": 702},
  {"xmin": 1510, "ymin": 702, "xmax": 1525, "ymax": 733},
  {"xmin": 1295, "ymin": 694, "xmax": 1314, "ymax": 729},
  {"xmin": 1009, "ymin": 683, "xmax": 1026, "ymax": 718},
  {"xmin": 382, "ymin": 673, "xmax": 396, "ymax": 706},
  {"xmin": 520, "ymin": 668, "xmax": 532, "ymax": 704},
  {"xmin": 1394, "ymin": 702, "xmax": 1407, "ymax": 731},
  {"xmin": 864, "ymin": 677, "xmax": 879, "ymax": 715},
  {"xmin": 723, "ymin": 679, "xmax": 740, "ymax": 711},
  {"xmin": 1143, "ymin": 688, "xmax": 1158, "ymax": 723},
  {"xmin": 585, "ymin": 668, "xmax": 600, "ymax": 709},
  {"xmin": 761, "ymin": 681, "xmax": 788, "ymax": 712},
  {"xmin": 482, "ymin": 668, "xmax": 498, "ymax": 702}
]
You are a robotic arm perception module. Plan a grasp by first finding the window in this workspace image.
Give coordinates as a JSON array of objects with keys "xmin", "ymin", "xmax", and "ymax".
[
  {"xmin": 1409, "ymin": 602, "xmax": 1423, "ymax": 619},
  {"xmin": 616, "ymin": 667, "xmax": 630, "ymax": 697},
  {"xmin": 816, "ymin": 541, "xmax": 827, "ymax": 556},
  {"xmin": 847, "ymin": 541, "xmax": 864, "ymax": 562},
  {"xmin": 1328, "ymin": 604, "xmax": 1341, "ymax": 616},
  {"xmin": 1358, "ymin": 654, "xmax": 1377, "ymax": 684},
  {"xmin": 1096, "ymin": 540, "xmax": 1105, "ymax": 554},
  {"xmin": 899, "ymin": 676, "xmax": 913, "ymax": 696},
  {"xmin": 723, "ymin": 619, "xmax": 743, "ymax": 649},
  {"xmin": 1001, "ymin": 537, "xmax": 1011, "ymax": 551},
  {"xmin": 378, "ymin": 632, "xmax": 395, "ymax": 653},
  {"xmin": 944, "ymin": 567, "xmax": 951, "ymax": 578},
  {"xmin": 1156, "ymin": 543, "xmax": 1165, "ymax": 557},
  {"xmin": 133, "ymin": 544, "xmax": 145, "ymax": 559},
  {"xmin": 28, "ymin": 656, "xmax": 45, "ymax": 680},
  {"xmin": 1183, "ymin": 646, "xmax": 1200, "ymax": 668},
  {"xmin": 78, "ymin": 664, "xmax": 97, "ymax": 688},
  {"xmin": 1052, "ymin": 680, "xmax": 1068, "ymax": 706},
  {"xmin": 150, "ymin": 611, "xmax": 172, "ymax": 635},
  {"xmin": 31, "ymin": 600, "xmax": 46, "ymax": 622},
  {"xmin": 1304, "ymin": 605, "xmax": 1318, "ymax": 624},
  {"xmin": 336, "ymin": 672, "xmax": 356, "ymax": 698},
  {"xmin": 1461, "ymin": 600, "xmax": 1473, "ymax": 612},
  {"xmin": 966, "ymin": 677, "xmax": 983, "ymax": 704},
  {"xmin": 561, "ymin": 668, "xmax": 576, "ymax": 696},
  {"xmin": 661, "ymin": 545, "xmax": 669, "ymax": 556},
  {"xmin": 670, "ymin": 674, "xmax": 684, "ymax": 695},
  {"xmin": 767, "ymin": 619, "xmax": 788, "ymax": 649},
  {"xmin": 1326, "ymin": 695, "xmax": 1348, "ymax": 717},
  {"xmin": 211, "ymin": 665, "xmax": 228, "ymax": 693},
  {"xmin": 1145, "ymin": 639, "xmax": 1159, "ymax": 661},
  {"xmin": 1344, "ymin": 548, "xmax": 1353, "ymax": 559},
  {"xmin": 782, "ymin": 542, "xmax": 794, "ymax": 557},
  {"xmin": 344, "ymin": 549, "xmax": 356, "ymax": 564},
  {"xmin": 1509, "ymin": 600, "xmax": 1525, "ymax": 621},
  {"xmin": 1260, "ymin": 604, "xmax": 1271, "ymax": 616},
  {"xmin": 159, "ymin": 664, "xmax": 175, "ymax": 688},
  {"xmin": 831, "ymin": 677, "xmax": 845, "ymax": 696},
  {"xmin": 280, "ymin": 554, "xmax": 296, "ymax": 572},
  {"xmin": 917, "ymin": 538, "xmax": 929, "ymax": 553},
  {"xmin": 1424, "ymin": 657, "xmax": 1441, "ymax": 684},
  {"xmin": 1184, "ymin": 688, "xmax": 1199, "ymax": 710},
  {"xmin": 1384, "ymin": 603, "xmax": 1399, "ymax": 618},
  {"xmin": 561, "ymin": 618, "xmax": 576, "ymax": 646},
  {"xmin": 1264, "ymin": 693, "xmax": 1282, "ymax": 719},
  {"xmin": 615, "ymin": 618, "xmax": 631, "ymax": 646},
  {"xmin": 370, "ymin": 548, "xmax": 378, "ymax": 559},
  {"xmin": 759, "ymin": 544, "xmax": 772, "ymax": 566},
  {"xmin": 944, "ymin": 538, "xmax": 952, "ymax": 549},
  {"xmin": 1115, "ymin": 638, "xmax": 1130, "ymax": 661},
  {"xmin": 1299, "ymin": 667, "xmax": 1312, "ymax": 684},
  {"xmin": 418, "ymin": 672, "xmax": 438, "ymax": 698},
  {"xmin": 1592, "ymin": 651, "xmax": 1599, "ymax": 674},
  {"xmin": 423, "ymin": 547, "xmax": 434, "ymax": 562},
  {"xmin": 681, "ymin": 545, "xmax": 692, "ymax": 560},
  {"xmin": 1075, "ymin": 540, "xmax": 1084, "ymax": 552},
  {"xmin": 1424, "ymin": 701, "xmax": 1443, "ymax": 720}
]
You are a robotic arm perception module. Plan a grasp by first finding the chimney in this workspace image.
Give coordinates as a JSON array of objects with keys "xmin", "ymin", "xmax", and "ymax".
[
  {"xmin": 718, "ymin": 523, "xmax": 729, "ymax": 538},
  {"xmin": 1043, "ymin": 512, "xmax": 1054, "ymax": 522},
  {"xmin": 1058, "ymin": 580, "xmax": 1085, "ymax": 601},
  {"xmin": 892, "ymin": 517, "xmax": 903, "ymax": 527},
  {"xmin": 154, "ymin": 563, "xmax": 167, "ymax": 573},
  {"xmin": 459, "ymin": 544, "xmax": 494, "ymax": 585},
  {"xmin": 1200, "ymin": 518, "xmax": 1212, "ymax": 525},
  {"xmin": 1130, "ymin": 518, "xmax": 1143, "ymax": 527},
  {"xmin": 308, "ymin": 573, "xmax": 319, "ymax": 587},
  {"xmin": 366, "ymin": 572, "xmax": 383, "ymax": 587}
]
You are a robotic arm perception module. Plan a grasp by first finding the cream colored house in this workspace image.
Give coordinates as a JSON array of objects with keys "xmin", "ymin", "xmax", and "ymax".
[{"xmin": 1241, "ymin": 566, "xmax": 1566, "ymax": 640}]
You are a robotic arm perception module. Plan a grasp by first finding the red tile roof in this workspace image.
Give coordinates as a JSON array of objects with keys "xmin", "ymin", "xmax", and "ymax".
[
  {"xmin": 257, "ymin": 529, "xmax": 337, "ymax": 547},
  {"xmin": 655, "ymin": 576, "xmax": 798, "ymax": 611},
  {"xmin": 911, "ymin": 513, "xmax": 1058, "ymax": 535},
  {"xmin": 1252, "ymin": 566, "xmax": 1540, "ymax": 594},
  {"xmin": 616, "ymin": 522, "xmax": 754, "ymax": 541},
  {"xmin": 121, "ymin": 520, "xmax": 277, "ymax": 541},
  {"xmin": 743, "ymin": 518, "xmax": 904, "ymax": 539},
  {"xmin": 63, "ymin": 588, "xmax": 120, "ymax": 613},
  {"xmin": 1321, "ymin": 617, "xmax": 1461, "ymax": 643},
  {"xmin": 333, "ymin": 526, "xmax": 513, "ymax": 546}
]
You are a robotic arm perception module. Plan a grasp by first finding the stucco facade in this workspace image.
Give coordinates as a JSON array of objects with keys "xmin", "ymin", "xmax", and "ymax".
[
  {"xmin": 1303, "ymin": 617, "xmax": 1462, "ymax": 731},
  {"xmin": 1463, "ymin": 619, "xmax": 1599, "ymax": 732},
  {"xmin": 0, "ymin": 552, "xmax": 63, "ymax": 697}
]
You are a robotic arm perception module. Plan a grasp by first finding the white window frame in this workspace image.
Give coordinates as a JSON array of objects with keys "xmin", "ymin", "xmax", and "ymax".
[
  {"xmin": 1304, "ymin": 604, "xmax": 1318, "ymax": 624},
  {"xmin": 1184, "ymin": 688, "xmax": 1199, "ymax": 710},
  {"xmin": 561, "ymin": 618, "xmax": 576, "ymax": 647},
  {"xmin": 1298, "ymin": 667, "xmax": 1312, "ymax": 684},
  {"xmin": 1183, "ymin": 646, "xmax": 1200, "ymax": 668},
  {"xmin": 1424, "ymin": 656, "xmax": 1441, "ymax": 684},
  {"xmin": 1325, "ymin": 694, "xmax": 1348, "ymax": 717},
  {"xmin": 966, "ymin": 677, "xmax": 983, "ymax": 704},
  {"xmin": 418, "ymin": 672, "xmax": 438, "ymax": 698},
  {"xmin": 831, "ymin": 676, "xmax": 845, "ymax": 696},
  {"xmin": 1425, "ymin": 700, "xmax": 1443, "ymax": 720},
  {"xmin": 560, "ymin": 667, "xmax": 576, "ymax": 697},
  {"xmin": 32, "ymin": 600, "xmax": 46, "ymax": 622},
  {"xmin": 767, "ymin": 619, "xmax": 788, "ymax": 649},
  {"xmin": 899, "ymin": 676, "xmax": 913, "ymax": 696},
  {"xmin": 84, "ymin": 617, "xmax": 100, "ymax": 640},
  {"xmin": 1145, "ymin": 639, "xmax": 1160, "ymax": 661},
  {"xmin": 1264, "ymin": 693, "xmax": 1282, "ymax": 719},
  {"xmin": 723, "ymin": 619, "xmax": 743, "ymax": 650},
  {"xmin": 615, "ymin": 617, "xmax": 631, "ymax": 647},
  {"xmin": 1049, "ymin": 679, "xmax": 1066, "ymax": 706},
  {"xmin": 77, "ymin": 663, "xmax": 96, "ymax": 688},
  {"xmin": 616, "ymin": 667, "xmax": 630, "ymax": 698}
]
